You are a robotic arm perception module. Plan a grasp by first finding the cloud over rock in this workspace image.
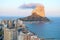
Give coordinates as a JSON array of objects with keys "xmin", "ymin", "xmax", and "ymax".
[{"xmin": 19, "ymin": 3, "xmax": 43, "ymax": 9}]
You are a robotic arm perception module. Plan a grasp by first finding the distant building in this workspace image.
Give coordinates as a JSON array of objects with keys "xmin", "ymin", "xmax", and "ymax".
[
  {"xmin": 0, "ymin": 20, "xmax": 2, "ymax": 24},
  {"xmin": 31, "ymin": 35, "xmax": 39, "ymax": 40},
  {"xmin": 18, "ymin": 31, "xmax": 41, "ymax": 40},
  {"xmin": 7, "ymin": 20, "xmax": 13, "ymax": 28},
  {"xmin": 18, "ymin": 31, "xmax": 31, "ymax": 40}
]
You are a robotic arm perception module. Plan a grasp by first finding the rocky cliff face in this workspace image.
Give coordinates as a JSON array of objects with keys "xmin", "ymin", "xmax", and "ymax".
[
  {"xmin": 19, "ymin": 5, "xmax": 50, "ymax": 22},
  {"xmin": 32, "ymin": 5, "xmax": 45, "ymax": 17}
]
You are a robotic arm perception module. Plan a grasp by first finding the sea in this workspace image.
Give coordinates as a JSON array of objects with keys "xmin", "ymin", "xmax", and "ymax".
[
  {"xmin": 0, "ymin": 17, "xmax": 60, "ymax": 40},
  {"xmin": 25, "ymin": 17, "xmax": 60, "ymax": 40}
]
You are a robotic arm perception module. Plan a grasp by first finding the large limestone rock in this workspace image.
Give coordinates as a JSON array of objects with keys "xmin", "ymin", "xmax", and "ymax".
[
  {"xmin": 32, "ymin": 5, "xmax": 45, "ymax": 17},
  {"xmin": 19, "ymin": 5, "xmax": 50, "ymax": 22}
]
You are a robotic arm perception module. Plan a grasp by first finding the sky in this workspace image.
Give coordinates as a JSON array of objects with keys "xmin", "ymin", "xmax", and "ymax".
[{"xmin": 0, "ymin": 0, "xmax": 60, "ymax": 17}]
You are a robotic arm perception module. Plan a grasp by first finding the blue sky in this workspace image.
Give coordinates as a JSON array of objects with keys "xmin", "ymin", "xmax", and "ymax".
[{"xmin": 0, "ymin": 0, "xmax": 60, "ymax": 17}]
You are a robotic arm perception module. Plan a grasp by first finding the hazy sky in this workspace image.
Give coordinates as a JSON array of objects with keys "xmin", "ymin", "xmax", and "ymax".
[{"xmin": 0, "ymin": 0, "xmax": 60, "ymax": 17}]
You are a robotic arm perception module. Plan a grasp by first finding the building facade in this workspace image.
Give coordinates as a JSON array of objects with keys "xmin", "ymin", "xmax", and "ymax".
[{"xmin": 4, "ymin": 27, "xmax": 17, "ymax": 40}]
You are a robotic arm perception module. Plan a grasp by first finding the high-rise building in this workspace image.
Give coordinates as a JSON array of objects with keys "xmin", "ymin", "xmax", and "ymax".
[
  {"xmin": 3, "ymin": 19, "xmax": 41, "ymax": 40},
  {"xmin": 31, "ymin": 35, "xmax": 40, "ymax": 40},
  {"xmin": 18, "ymin": 31, "xmax": 31, "ymax": 40},
  {"xmin": 4, "ymin": 27, "xmax": 17, "ymax": 40},
  {"xmin": 18, "ymin": 31, "xmax": 25, "ymax": 40},
  {"xmin": 7, "ymin": 20, "xmax": 13, "ymax": 28}
]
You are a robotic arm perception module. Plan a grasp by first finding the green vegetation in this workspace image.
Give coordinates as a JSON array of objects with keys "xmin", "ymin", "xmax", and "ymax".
[
  {"xmin": 0, "ymin": 29, "xmax": 3, "ymax": 35},
  {"xmin": 0, "ymin": 31, "xmax": 3, "ymax": 35}
]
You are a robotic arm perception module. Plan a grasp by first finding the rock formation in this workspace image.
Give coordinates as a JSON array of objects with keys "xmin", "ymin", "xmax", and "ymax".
[
  {"xmin": 32, "ymin": 5, "xmax": 45, "ymax": 17},
  {"xmin": 19, "ymin": 5, "xmax": 50, "ymax": 22}
]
